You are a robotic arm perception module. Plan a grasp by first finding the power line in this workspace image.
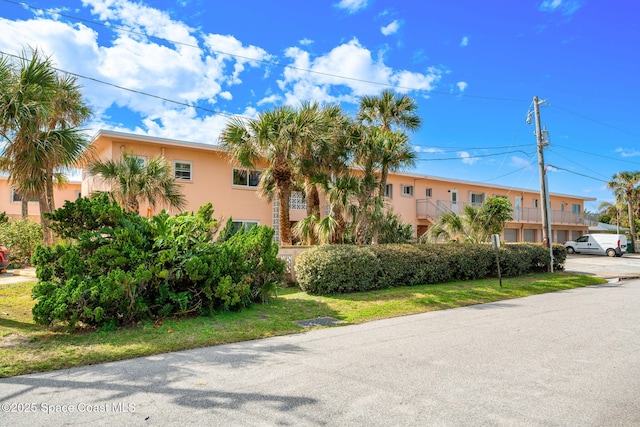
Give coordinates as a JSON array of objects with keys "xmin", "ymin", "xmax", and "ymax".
[
  {"xmin": 0, "ymin": 0, "xmax": 528, "ymax": 102},
  {"xmin": 547, "ymin": 147, "xmax": 611, "ymax": 180},
  {"xmin": 553, "ymin": 143, "xmax": 640, "ymax": 166},
  {"xmin": 550, "ymin": 103, "xmax": 640, "ymax": 139},
  {"xmin": 416, "ymin": 149, "xmax": 535, "ymax": 161},
  {"xmin": 0, "ymin": 49, "xmax": 243, "ymax": 121},
  {"xmin": 546, "ymin": 165, "xmax": 609, "ymax": 183},
  {"xmin": 413, "ymin": 143, "xmax": 532, "ymax": 152}
]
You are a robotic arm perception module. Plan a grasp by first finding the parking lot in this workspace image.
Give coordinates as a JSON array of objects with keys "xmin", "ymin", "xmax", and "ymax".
[{"xmin": 564, "ymin": 252, "xmax": 640, "ymax": 279}]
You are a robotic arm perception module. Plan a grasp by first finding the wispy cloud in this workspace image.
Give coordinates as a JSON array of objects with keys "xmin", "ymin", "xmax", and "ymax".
[
  {"xmin": 381, "ymin": 20, "xmax": 401, "ymax": 36},
  {"xmin": 539, "ymin": 0, "xmax": 582, "ymax": 15},
  {"xmin": 615, "ymin": 148, "xmax": 640, "ymax": 157},
  {"xmin": 459, "ymin": 151, "xmax": 479, "ymax": 165},
  {"xmin": 414, "ymin": 146, "xmax": 445, "ymax": 154},
  {"xmin": 460, "ymin": 36, "xmax": 469, "ymax": 47},
  {"xmin": 456, "ymin": 81, "xmax": 468, "ymax": 93},
  {"xmin": 510, "ymin": 156, "xmax": 534, "ymax": 169},
  {"xmin": 334, "ymin": 0, "xmax": 368, "ymax": 14},
  {"xmin": 299, "ymin": 38, "xmax": 314, "ymax": 46}
]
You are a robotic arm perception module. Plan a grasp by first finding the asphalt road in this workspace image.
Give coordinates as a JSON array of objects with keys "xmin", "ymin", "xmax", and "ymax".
[{"xmin": 2, "ymin": 278, "xmax": 639, "ymax": 426}]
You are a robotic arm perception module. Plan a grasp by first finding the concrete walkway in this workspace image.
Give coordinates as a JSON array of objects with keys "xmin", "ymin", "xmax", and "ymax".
[{"xmin": 1, "ymin": 279, "xmax": 639, "ymax": 426}]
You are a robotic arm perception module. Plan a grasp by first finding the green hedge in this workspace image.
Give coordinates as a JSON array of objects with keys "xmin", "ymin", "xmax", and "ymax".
[
  {"xmin": 296, "ymin": 243, "xmax": 566, "ymax": 295},
  {"xmin": 31, "ymin": 195, "xmax": 285, "ymax": 328}
]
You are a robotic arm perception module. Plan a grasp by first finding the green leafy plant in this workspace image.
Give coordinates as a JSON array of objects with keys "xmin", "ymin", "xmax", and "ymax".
[
  {"xmin": 0, "ymin": 218, "xmax": 43, "ymax": 267},
  {"xmin": 31, "ymin": 196, "xmax": 285, "ymax": 328}
]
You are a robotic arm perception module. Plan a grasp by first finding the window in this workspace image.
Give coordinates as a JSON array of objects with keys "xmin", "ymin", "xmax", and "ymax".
[
  {"xmin": 133, "ymin": 155, "xmax": 146, "ymax": 167},
  {"xmin": 231, "ymin": 220, "xmax": 258, "ymax": 234},
  {"xmin": 401, "ymin": 184, "xmax": 414, "ymax": 197},
  {"xmin": 10, "ymin": 189, "xmax": 38, "ymax": 203},
  {"xmin": 75, "ymin": 191, "xmax": 82, "ymax": 200},
  {"xmin": 470, "ymin": 192, "xmax": 484, "ymax": 205},
  {"xmin": 572, "ymin": 204, "xmax": 581, "ymax": 214},
  {"xmin": 533, "ymin": 198, "xmax": 539, "ymax": 208},
  {"xmin": 384, "ymin": 184, "xmax": 393, "ymax": 199},
  {"xmin": 174, "ymin": 161, "xmax": 192, "ymax": 181},
  {"xmin": 233, "ymin": 168, "xmax": 261, "ymax": 187},
  {"xmin": 425, "ymin": 188, "xmax": 432, "ymax": 198}
]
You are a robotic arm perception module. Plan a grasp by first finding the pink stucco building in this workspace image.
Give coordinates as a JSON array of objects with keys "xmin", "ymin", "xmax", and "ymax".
[{"xmin": 78, "ymin": 130, "xmax": 595, "ymax": 244}]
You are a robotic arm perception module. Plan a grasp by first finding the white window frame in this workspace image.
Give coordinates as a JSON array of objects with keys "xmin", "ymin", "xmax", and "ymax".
[
  {"xmin": 10, "ymin": 189, "xmax": 38, "ymax": 203},
  {"xmin": 470, "ymin": 192, "xmax": 485, "ymax": 205},
  {"xmin": 384, "ymin": 183, "xmax": 393, "ymax": 199},
  {"xmin": 232, "ymin": 168, "xmax": 261, "ymax": 188},
  {"xmin": 401, "ymin": 184, "xmax": 414, "ymax": 197},
  {"xmin": 572, "ymin": 204, "xmax": 581, "ymax": 214},
  {"xmin": 174, "ymin": 161, "xmax": 193, "ymax": 181},
  {"xmin": 425, "ymin": 188, "xmax": 432, "ymax": 198},
  {"xmin": 533, "ymin": 198, "xmax": 539, "ymax": 208}
]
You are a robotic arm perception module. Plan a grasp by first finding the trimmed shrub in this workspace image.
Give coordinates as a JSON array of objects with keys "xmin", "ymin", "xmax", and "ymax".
[
  {"xmin": 0, "ymin": 218, "xmax": 43, "ymax": 267},
  {"xmin": 295, "ymin": 242, "xmax": 566, "ymax": 295},
  {"xmin": 295, "ymin": 245, "xmax": 380, "ymax": 294}
]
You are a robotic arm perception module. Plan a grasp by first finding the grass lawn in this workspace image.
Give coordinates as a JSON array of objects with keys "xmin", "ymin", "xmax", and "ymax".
[{"xmin": 0, "ymin": 272, "xmax": 605, "ymax": 378}]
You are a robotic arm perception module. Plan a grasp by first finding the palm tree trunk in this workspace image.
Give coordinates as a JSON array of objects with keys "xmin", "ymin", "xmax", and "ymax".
[
  {"xmin": 279, "ymin": 186, "xmax": 292, "ymax": 246},
  {"xmin": 627, "ymin": 191, "xmax": 637, "ymax": 252},
  {"xmin": 304, "ymin": 182, "xmax": 320, "ymax": 245},
  {"xmin": 21, "ymin": 199, "xmax": 28, "ymax": 219},
  {"xmin": 38, "ymin": 195, "xmax": 53, "ymax": 246}
]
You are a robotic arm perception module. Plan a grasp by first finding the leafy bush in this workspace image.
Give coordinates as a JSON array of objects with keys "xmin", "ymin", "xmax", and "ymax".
[
  {"xmin": 296, "ymin": 245, "xmax": 380, "ymax": 294},
  {"xmin": 31, "ymin": 195, "xmax": 285, "ymax": 328},
  {"xmin": 0, "ymin": 218, "xmax": 43, "ymax": 267},
  {"xmin": 295, "ymin": 242, "xmax": 565, "ymax": 295}
]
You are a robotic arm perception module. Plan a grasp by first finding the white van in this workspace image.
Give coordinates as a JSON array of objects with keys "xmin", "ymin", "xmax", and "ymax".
[{"xmin": 564, "ymin": 234, "xmax": 627, "ymax": 257}]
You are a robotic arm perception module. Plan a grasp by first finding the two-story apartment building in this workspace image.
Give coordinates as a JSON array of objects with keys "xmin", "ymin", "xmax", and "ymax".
[
  {"xmin": 79, "ymin": 130, "xmax": 595, "ymax": 244},
  {"xmin": 0, "ymin": 129, "xmax": 595, "ymax": 243}
]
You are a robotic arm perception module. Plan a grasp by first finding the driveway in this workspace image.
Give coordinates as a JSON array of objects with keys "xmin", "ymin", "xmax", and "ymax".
[
  {"xmin": 1, "ymin": 278, "xmax": 639, "ymax": 426},
  {"xmin": 563, "ymin": 252, "xmax": 640, "ymax": 279}
]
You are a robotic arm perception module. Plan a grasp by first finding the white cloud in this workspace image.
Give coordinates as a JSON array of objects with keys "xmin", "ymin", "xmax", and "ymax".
[
  {"xmin": 278, "ymin": 39, "xmax": 442, "ymax": 105},
  {"xmin": 456, "ymin": 81, "xmax": 468, "ymax": 92},
  {"xmin": 539, "ymin": 0, "xmax": 582, "ymax": 15},
  {"xmin": 615, "ymin": 148, "xmax": 640, "ymax": 157},
  {"xmin": 299, "ymin": 38, "xmax": 314, "ymax": 46},
  {"xmin": 460, "ymin": 36, "xmax": 469, "ymax": 47},
  {"xmin": 510, "ymin": 156, "xmax": 534, "ymax": 169},
  {"xmin": 459, "ymin": 151, "xmax": 479, "ymax": 165},
  {"xmin": 381, "ymin": 20, "xmax": 401, "ymax": 36},
  {"xmin": 203, "ymin": 34, "xmax": 272, "ymax": 84},
  {"xmin": 334, "ymin": 0, "xmax": 368, "ymax": 13},
  {"xmin": 414, "ymin": 146, "xmax": 445, "ymax": 154}
]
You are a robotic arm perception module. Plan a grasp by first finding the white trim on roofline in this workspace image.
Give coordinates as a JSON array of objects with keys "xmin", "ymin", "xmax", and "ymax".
[
  {"xmin": 91, "ymin": 129, "xmax": 226, "ymax": 154},
  {"xmin": 91, "ymin": 129, "xmax": 595, "ymax": 202}
]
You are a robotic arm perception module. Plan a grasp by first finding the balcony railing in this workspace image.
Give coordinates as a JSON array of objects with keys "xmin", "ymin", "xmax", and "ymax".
[{"xmin": 416, "ymin": 199, "xmax": 597, "ymax": 226}]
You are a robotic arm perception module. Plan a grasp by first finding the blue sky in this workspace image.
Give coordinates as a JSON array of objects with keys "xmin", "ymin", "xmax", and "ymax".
[{"xmin": 0, "ymin": 0, "xmax": 638, "ymax": 211}]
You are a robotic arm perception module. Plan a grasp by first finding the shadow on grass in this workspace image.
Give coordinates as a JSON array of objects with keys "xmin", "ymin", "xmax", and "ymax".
[{"xmin": 0, "ymin": 317, "xmax": 42, "ymax": 332}]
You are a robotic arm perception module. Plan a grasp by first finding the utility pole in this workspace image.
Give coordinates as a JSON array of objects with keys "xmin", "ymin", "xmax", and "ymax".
[{"xmin": 533, "ymin": 96, "xmax": 553, "ymax": 273}]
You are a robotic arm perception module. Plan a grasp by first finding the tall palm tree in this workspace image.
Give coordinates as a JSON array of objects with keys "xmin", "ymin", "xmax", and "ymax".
[
  {"xmin": 87, "ymin": 152, "xmax": 186, "ymax": 214},
  {"xmin": 0, "ymin": 48, "xmax": 92, "ymax": 245},
  {"xmin": 357, "ymin": 90, "xmax": 420, "ymax": 243},
  {"xmin": 607, "ymin": 171, "xmax": 640, "ymax": 252},
  {"xmin": 220, "ymin": 106, "xmax": 298, "ymax": 245}
]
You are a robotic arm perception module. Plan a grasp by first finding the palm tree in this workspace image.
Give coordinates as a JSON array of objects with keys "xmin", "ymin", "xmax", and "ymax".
[
  {"xmin": 607, "ymin": 171, "xmax": 640, "ymax": 252},
  {"xmin": 422, "ymin": 197, "xmax": 512, "ymax": 243},
  {"xmin": 220, "ymin": 107, "xmax": 298, "ymax": 245},
  {"xmin": 87, "ymin": 152, "xmax": 186, "ymax": 214},
  {"xmin": 0, "ymin": 48, "xmax": 92, "ymax": 245},
  {"xmin": 357, "ymin": 90, "xmax": 420, "ymax": 243}
]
